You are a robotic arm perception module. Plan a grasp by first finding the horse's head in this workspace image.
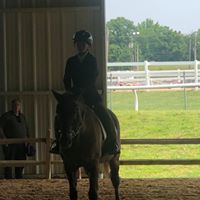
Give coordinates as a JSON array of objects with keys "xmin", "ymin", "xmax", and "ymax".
[{"xmin": 52, "ymin": 90, "xmax": 77, "ymax": 150}]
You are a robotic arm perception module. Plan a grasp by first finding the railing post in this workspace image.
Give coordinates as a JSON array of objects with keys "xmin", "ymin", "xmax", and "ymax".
[
  {"xmin": 46, "ymin": 129, "xmax": 51, "ymax": 179},
  {"xmin": 133, "ymin": 90, "xmax": 138, "ymax": 111},
  {"xmin": 144, "ymin": 60, "xmax": 150, "ymax": 86},
  {"xmin": 109, "ymin": 73, "xmax": 112, "ymax": 109},
  {"xmin": 177, "ymin": 68, "xmax": 181, "ymax": 83},
  {"xmin": 183, "ymin": 71, "xmax": 187, "ymax": 110},
  {"xmin": 194, "ymin": 60, "xmax": 199, "ymax": 90}
]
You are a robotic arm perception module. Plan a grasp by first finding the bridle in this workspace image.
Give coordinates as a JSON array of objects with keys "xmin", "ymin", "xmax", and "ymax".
[{"xmin": 59, "ymin": 99, "xmax": 85, "ymax": 148}]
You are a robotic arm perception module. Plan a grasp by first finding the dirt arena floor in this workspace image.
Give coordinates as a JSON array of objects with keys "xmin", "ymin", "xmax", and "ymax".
[{"xmin": 0, "ymin": 178, "xmax": 200, "ymax": 200}]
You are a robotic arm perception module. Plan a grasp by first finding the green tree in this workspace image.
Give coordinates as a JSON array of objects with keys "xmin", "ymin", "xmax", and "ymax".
[
  {"xmin": 107, "ymin": 17, "xmax": 199, "ymax": 62},
  {"xmin": 137, "ymin": 19, "xmax": 188, "ymax": 61},
  {"xmin": 107, "ymin": 17, "xmax": 136, "ymax": 62},
  {"xmin": 189, "ymin": 30, "xmax": 200, "ymax": 60},
  {"xmin": 197, "ymin": 29, "xmax": 200, "ymax": 60}
]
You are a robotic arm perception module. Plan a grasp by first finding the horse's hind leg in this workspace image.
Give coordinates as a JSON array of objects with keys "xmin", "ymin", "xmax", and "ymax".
[{"xmin": 110, "ymin": 154, "xmax": 120, "ymax": 200}]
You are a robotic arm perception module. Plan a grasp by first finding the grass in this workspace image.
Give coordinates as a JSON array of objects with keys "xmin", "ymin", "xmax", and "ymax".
[
  {"xmin": 107, "ymin": 90, "xmax": 200, "ymax": 111},
  {"xmin": 107, "ymin": 90, "xmax": 200, "ymax": 178}
]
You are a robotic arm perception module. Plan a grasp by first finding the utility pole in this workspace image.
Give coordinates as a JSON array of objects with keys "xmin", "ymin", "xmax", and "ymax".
[
  {"xmin": 194, "ymin": 32, "xmax": 197, "ymax": 60},
  {"xmin": 132, "ymin": 32, "xmax": 140, "ymax": 62},
  {"xmin": 189, "ymin": 37, "xmax": 192, "ymax": 61}
]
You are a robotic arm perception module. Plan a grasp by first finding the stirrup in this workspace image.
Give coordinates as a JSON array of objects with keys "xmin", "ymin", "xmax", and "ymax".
[{"xmin": 50, "ymin": 141, "xmax": 59, "ymax": 154}]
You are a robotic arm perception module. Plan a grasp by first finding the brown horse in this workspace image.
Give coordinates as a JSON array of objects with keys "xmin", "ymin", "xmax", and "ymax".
[{"xmin": 52, "ymin": 91, "xmax": 120, "ymax": 200}]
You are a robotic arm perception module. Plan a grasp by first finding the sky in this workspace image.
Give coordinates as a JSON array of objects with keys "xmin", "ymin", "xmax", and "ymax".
[{"xmin": 105, "ymin": 0, "xmax": 200, "ymax": 34}]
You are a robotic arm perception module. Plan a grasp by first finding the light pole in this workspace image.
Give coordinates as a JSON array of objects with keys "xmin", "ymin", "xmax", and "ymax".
[
  {"xmin": 188, "ymin": 36, "xmax": 192, "ymax": 61},
  {"xmin": 132, "ymin": 32, "xmax": 140, "ymax": 62}
]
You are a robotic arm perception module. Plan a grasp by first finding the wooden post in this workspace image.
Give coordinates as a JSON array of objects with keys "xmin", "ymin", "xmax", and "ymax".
[
  {"xmin": 144, "ymin": 60, "xmax": 150, "ymax": 86},
  {"xmin": 46, "ymin": 129, "xmax": 51, "ymax": 179},
  {"xmin": 194, "ymin": 60, "xmax": 199, "ymax": 91},
  {"xmin": 133, "ymin": 89, "xmax": 138, "ymax": 111}
]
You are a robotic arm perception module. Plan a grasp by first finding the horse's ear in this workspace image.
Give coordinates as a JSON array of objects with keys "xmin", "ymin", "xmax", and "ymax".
[{"xmin": 52, "ymin": 90, "xmax": 62, "ymax": 102}]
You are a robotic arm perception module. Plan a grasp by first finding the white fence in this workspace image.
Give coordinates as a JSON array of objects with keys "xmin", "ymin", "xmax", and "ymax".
[
  {"xmin": 107, "ymin": 60, "xmax": 200, "ymax": 111},
  {"xmin": 107, "ymin": 60, "xmax": 200, "ymax": 88},
  {"xmin": 107, "ymin": 69, "xmax": 200, "ymax": 86}
]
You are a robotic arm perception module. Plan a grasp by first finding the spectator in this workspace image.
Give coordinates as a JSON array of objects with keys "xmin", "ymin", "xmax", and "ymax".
[{"xmin": 0, "ymin": 99, "xmax": 29, "ymax": 179}]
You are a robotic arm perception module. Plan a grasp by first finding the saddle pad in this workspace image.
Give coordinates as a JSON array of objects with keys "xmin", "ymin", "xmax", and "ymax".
[{"xmin": 96, "ymin": 118, "xmax": 107, "ymax": 141}]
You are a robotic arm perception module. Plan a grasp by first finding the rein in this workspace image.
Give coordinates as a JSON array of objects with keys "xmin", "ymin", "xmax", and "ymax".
[{"xmin": 70, "ymin": 102, "xmax": 85, "ymax": 140}]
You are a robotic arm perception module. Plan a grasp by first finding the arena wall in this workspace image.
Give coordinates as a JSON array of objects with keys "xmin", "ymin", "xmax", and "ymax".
[{"xmin": 0, "ymin": 0, "xmax": 106, "ymax": 177}]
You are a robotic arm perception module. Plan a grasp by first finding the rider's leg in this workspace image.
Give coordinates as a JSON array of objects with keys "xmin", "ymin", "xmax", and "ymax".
[
  {"xmin": 82, "ymin": 88, "xmax": 119, "ymax": 155},
  {"xmin": 93, "ymin": 103, "xmax": 120, "ymax": 155}
]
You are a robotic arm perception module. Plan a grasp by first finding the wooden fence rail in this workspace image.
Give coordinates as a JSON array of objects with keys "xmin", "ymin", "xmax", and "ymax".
[
  {"xmin": 121, "ymin": 138, "xmax": 200, "ymax": 144},
  {"xmin": 1, "ymin": 133, "xmax": 200, "ymax": 179},
  {"xmin": 0, "ymin": 130, "xmax": 52, "ymax": 179}
]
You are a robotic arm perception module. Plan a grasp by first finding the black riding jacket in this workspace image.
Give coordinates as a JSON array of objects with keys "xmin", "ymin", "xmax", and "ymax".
[{"xmin": 63, "ymin": 52, "xmax": 102, "ymax": 105}]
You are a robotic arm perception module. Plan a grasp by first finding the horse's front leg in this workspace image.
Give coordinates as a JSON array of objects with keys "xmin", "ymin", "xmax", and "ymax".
[
  {"xmin": 65, "ymin": 165, "xmax": 78, "ymax": 200},
  {"xmin": 85, "ymin": 161, "xmax": 99, "ymax": 200}
]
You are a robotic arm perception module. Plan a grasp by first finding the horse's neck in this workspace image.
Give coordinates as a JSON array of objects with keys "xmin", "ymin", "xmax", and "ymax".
[
  {"xmin": 73, "ymin": 102, "xmax": 96, "ymax": 135},
  {"xmin": 75, "ymin": 102, "xmax": 86, "ymax": 121},
  {"xmin": 76, "ymin": 101, "xmax": 93, "ymax": 119}
]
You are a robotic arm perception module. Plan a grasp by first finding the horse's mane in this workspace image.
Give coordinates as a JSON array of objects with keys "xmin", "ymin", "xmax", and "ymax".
[
  {"xmin": 69, "ymin": 98, "xmax": 98, "ymax": 137},
  {"xmin": 74, "ymin": 100, "xmax": 98, "ymax": 130}
]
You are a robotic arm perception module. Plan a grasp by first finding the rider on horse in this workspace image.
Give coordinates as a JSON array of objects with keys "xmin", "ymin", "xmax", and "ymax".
[{"xmin": 50, "ymin": 30, "xmax": 119, "ymax": 155}]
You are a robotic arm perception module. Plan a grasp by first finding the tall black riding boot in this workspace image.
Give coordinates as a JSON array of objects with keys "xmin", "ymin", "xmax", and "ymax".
[{"xmin": 94, "ymin": 104, "xmax": 120, "ymax": 155}]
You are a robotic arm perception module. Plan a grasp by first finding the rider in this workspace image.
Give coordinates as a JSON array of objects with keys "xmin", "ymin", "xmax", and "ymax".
[{"xmin": 50, "ymin": 30, "xmax": 119, "ymax": 155}]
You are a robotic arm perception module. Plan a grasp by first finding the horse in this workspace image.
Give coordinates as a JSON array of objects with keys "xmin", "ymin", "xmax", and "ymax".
[{"xmin": 52, "ymin": 90, "xmax": 120, "ymax": 200}]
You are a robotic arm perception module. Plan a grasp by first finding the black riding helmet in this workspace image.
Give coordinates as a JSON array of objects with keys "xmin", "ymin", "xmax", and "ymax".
[{"xmin": 73, "ymin": 30, "xmax": 93, "ymax": 46}]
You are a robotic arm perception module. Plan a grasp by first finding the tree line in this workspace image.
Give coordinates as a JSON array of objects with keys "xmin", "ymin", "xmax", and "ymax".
[{"xmin": 107, "ymin": 17, "xmax": 200, "ymax": 62}]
